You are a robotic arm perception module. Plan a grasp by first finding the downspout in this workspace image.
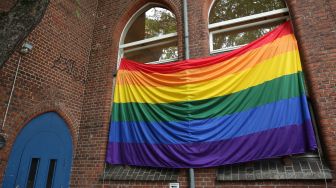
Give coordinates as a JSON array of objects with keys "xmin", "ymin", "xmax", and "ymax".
[
  {"xmin": 183, "ymin": 0, "xmax": 190, "ymax": 59},
  {"xmin": 183, "ymin": 0, "xmax": 195, "ymax": 188}
]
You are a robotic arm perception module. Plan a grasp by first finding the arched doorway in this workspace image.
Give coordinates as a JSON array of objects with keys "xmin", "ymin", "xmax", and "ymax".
[{"xmin": 3, "ymin": 112, "xmax": 73, "ymax": 188}]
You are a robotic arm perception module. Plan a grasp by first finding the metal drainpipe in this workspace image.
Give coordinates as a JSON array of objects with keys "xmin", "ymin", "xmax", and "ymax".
[
  {"xmin": 183, "ymin": 0, "xmax": 190, "ymax": 60},
  {"xmin": 183, "ymin": 0, "xmax": 195, "ymax": 188}
]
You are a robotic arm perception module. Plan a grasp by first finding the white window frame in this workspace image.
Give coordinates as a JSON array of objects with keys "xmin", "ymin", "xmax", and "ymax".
[
  {"xmin": 118, "ymin": 3, "xmax": 178, "ymax": 68},
  {"xmin": 208, "ymin": 2, "xmax": 289, "ymax": 54}
]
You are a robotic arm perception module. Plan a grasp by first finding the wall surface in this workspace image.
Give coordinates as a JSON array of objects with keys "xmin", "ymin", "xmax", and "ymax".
[
  {"xmin": 0, "ymin": 0, "xmax": 98, "ymax": 185},
  {"xmin": 72, "ymin": 0, "xmax": 336, "ymax": 187},
  {"xmin": 1, "ymin": 0, "xmax": 336, "ymax": 187},
  {"xmin": 288, "ymin": 0, "xmax": 336, "ymax": 169}
]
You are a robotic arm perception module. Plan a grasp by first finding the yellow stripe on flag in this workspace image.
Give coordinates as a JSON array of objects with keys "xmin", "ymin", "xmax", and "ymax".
[{"xmin": 115, "ymin": 50, "xmax": 301, "ymax": 104}]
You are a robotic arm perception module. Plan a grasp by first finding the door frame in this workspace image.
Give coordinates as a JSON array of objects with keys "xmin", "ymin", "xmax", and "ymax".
[{"xmin": 2, "ymin": 112, "xmax": 73, "ymax": 188}]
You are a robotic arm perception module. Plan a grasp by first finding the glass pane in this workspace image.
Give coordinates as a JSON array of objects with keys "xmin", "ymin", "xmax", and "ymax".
[
  {"xmin": 125, "ymin": 7, "xmax": 176, "ymax": 43},
  {"xmin": 26, "ymin": 158, "xmax": 40, "ymax": 188},
  {"xmin": 46, "ymin": 159, "xmax": 57, "ymax": 188},
  {"xmin": 209, "ymin": 0, "xmax": 286, "ymax": 24},
  {"xmin": 212, "ymin": 23, "xmax": 279, "ymax": 50},
  {"xmin": 124, "ymin": 40, "xmax": 178, "ymax": 63}
]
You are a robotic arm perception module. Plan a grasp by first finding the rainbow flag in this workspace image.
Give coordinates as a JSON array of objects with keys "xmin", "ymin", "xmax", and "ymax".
[{"xmin": 106, "ymin": 21, "xmax": 317, "ymax": 168}]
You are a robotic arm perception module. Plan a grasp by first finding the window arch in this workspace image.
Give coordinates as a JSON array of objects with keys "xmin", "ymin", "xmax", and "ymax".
[
  {"xmin": 118, "ymin": 4, "xmax": 178, "ymax": 66},
  {"xmin": 208, "ymin": 0, "xmax": 289, "ymax": 54}
]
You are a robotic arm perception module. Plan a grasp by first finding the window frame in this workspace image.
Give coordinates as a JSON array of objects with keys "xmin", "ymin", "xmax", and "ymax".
[
  {"xmin": 208, "ymin": 0, "xmax": 289, "ymax": 54},
  {"xmin": 118, "ymin": 3, "xmax": 178, "ymax": 68}
]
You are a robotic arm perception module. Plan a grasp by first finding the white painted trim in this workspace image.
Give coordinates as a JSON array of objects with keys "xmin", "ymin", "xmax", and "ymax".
[
  {"xmin": 208, "ymin": 8, "xmax": 289, "ymax": 30},
  {"xmin": 120, "ymin": 33, "xmax": 177, "ymax": 49},
  {"xmin": 124, "ymin": 39, "xmax": 177, "ymax": 53},
  {"xmin": 207, "ymin": 0, "xmax": 216, "ymax": 21},
  {"xmin": 211, "ymin": 44, "xmax": 246, "ymax": 54},
  {"xmin": 209, "ymin": 16, "xmax": 288, "ymax": 54},
  {"xmin": 146, "ymin": 57, "xmax": 178, "ymax": 64},
  {"xmin": 209, "ymin": 31, "xmax": 214, "ymax": 53},
  {"xmin": 210, "ymin": 16, "xmax": 288, "ymax": 35},
  {"xmin": 169, "ymin": 183, "xmax": 180, "ymax": 188}
]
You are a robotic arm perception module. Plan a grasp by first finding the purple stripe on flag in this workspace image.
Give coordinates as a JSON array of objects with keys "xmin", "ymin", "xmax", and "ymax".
[{"xmin": 106, "ymin": 122, "xmax": 317, "ymax": 168}]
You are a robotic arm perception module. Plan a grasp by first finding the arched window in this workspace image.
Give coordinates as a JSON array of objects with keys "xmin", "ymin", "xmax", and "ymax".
[
  {"xmin": 208, "ymin": 0, "xmax": 289, "ymax": 54},
  {"xmin": 119, "ymin": 4, "xmax": 178, "ymax": 66}
]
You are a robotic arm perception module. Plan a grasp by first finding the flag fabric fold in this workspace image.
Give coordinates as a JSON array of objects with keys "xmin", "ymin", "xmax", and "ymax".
[{"xmin": 106, "ymin": 21, "xmax": 317, "ymax": 168}]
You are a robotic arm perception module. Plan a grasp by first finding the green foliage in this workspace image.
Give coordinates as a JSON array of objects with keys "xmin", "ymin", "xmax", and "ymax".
[
  {"xmin": 144, "ymin": 8, "xmax": 176, "ymax": 38},
  {"xmin": 144, "ymin": 8, "xmax": 177, "ymax": 60},
  {"xmin": 213, "ymin": 25, "xmax": 277, "ymax": 50},
  {"xmin": 210, "ymin": 0, "xmax": 285, "ymax": 50},
  {"xmin": 210, "ymin": 0, "xmax": 285, "ymax": 24},
  {"xmin": 160, "ymin": 46, "xmax": 178, "ymax": 60}
]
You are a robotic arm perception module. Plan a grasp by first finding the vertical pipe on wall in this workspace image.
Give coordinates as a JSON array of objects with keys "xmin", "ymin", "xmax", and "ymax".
[
  {"xmin": 1, "ymin": 55, "xmax": 22, "ymax": 131},
  {"xmin": 183, "ymin": 0, "xmax": 190, "ymax": 60},
  {"xmin": 188, "ymin": 168, "xmax": 195, "ymax": 188},
  {"xmin": 183, "ymin": 0, "xmax": 195, "ymax": 188}
]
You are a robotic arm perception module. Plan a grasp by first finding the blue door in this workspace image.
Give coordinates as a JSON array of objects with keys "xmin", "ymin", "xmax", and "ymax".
[{"xmin": 3, "ymin": 112, "xmax": 73, "ymax": 188}]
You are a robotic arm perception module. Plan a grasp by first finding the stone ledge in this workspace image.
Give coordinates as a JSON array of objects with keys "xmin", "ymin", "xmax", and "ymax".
[
  {"xmin": 217, "ymin": 156, "xmax": 332, "ymax": 181},
  {"xmin": 100, "ymin": 164, "xmax": 179, "ymax": 181}
]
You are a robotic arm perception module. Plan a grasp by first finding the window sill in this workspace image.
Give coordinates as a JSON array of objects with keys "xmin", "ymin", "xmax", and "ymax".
[
  {"xmin": 217, "ymin": 156, "xmax": 332, "ymax": 181},
  {"xmin": 100, "ymin": 164, "xmax": 179, "ymax": 181}
]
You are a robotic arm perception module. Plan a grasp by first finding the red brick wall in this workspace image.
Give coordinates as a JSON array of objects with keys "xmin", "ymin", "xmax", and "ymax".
[
  {"xmin": 72, "ymin": 0, "xmax": 336, "ymax": 187},
  {"xmin": 1, "ymin": 0, "xmax": 336, "ymax": 187},
  {"xmin": 0, "ymin": 0, "xmax": 98, "ymax": 185},
  {"xmin": 287, "ymin": 0, "xmax": 336, "ymax": 167},
  {"xmin": 70, "ymin": 1, "xmax": 184, "ymax": 187}
]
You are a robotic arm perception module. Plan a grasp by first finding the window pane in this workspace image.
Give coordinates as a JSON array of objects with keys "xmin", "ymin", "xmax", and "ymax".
[
  {"xmin": 209, "ymin": 0, "xmax": 286, "ymax": 24},
  {"xmin": 125, "ymin": 7, "xmax": 176, "ymax": 43},
  {"xmin": 46, "ymin": 159, "xmax": 57, "ymax": 188},
  {"xmin": 212, "ymin": 23, "xmax": 279, "ymax": 50},
  {"xmin": 124, "ymin": 40, "xmax": 178, "ymax": 63},
  {"xmin": 26, "ymin": 158, "xmax": 40, "ymax": 188}
]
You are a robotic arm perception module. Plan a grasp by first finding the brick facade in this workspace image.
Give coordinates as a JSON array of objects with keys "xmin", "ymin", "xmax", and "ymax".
[
  {"xmin": 0, "ymin": 0, "xmax": 97, "ymax": 185},
  {"xmin": 1, "ymin": 0, "xmax": 336, "ymax": 187}
]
